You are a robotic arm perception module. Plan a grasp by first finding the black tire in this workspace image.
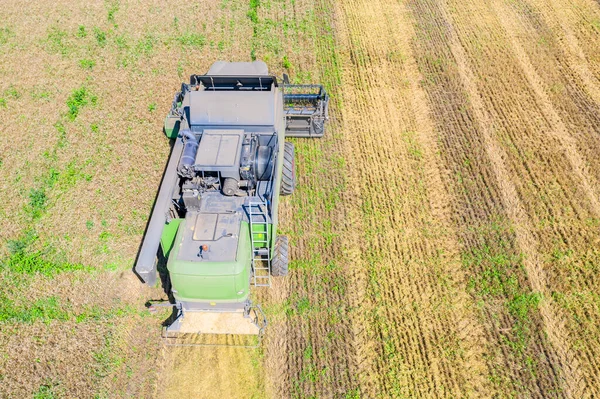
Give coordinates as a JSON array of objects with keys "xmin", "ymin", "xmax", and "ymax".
[
  {"xmin": 271, "ymin": 235, "xmax": 289, "ymax": 277},
  {"xmin": 280, "ymin": 142, "xmax": 296, "ymax": 196}
]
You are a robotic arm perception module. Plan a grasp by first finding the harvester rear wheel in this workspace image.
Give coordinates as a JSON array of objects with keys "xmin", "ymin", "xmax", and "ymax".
[
  {"xmin": 280, "ymin": 142, "xmax": 295, "ymax": 196},
  {"xmin": 271, "ymin": 235, "xmax": 289, "ymax": 277}
]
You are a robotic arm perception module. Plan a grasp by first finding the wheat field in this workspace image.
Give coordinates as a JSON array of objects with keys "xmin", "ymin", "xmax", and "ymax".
[{"xmin": 0, "ymin": 0, "xmax": 599, "ymax": 397}]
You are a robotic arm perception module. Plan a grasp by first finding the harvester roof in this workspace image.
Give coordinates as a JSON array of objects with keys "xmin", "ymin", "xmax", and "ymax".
[{"xmin": 187, "ymin": 90, "xmax": 276, "ymax": 127}]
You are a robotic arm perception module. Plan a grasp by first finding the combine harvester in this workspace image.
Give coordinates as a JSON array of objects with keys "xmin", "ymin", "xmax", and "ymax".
[{"xmin": 134, "ymin": 61, "xmax": 329, "ymax": 344}]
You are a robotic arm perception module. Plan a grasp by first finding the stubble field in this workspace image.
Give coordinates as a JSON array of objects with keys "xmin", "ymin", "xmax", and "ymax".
[{"xmin": 0, "ymin": 0, "xmax": 599, "ymax": 398}]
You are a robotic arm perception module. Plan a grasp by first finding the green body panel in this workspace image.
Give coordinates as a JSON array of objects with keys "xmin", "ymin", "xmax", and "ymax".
[
  {"xmin": 164, "ymin": 115, "xmax": 180, "ymax": 139},
  {"xmin": 167, "ymin": 221, "xmax": 252, "ymax": 303},
  {"xmin": 160, "ymin": 218, "xmax": 182, "ymax": 258},
  {"xmin": 251, "ymin": 223, "xmax": 272, "ymax": 249}
]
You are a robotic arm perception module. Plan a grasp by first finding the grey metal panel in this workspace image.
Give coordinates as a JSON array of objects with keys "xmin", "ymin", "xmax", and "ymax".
[
  {"xmin": 177, "ymin": 211, "xmax": 242, "ymax": 262},
  {"xmin": 191, "ymin": 213, "xmax": 241, "ymax": 242},
  {"xmin": 194, "ymin": 131, "xmax": 242, "ymax": 167},
  {"xmin": 189, "ymin": 91, "xmax": 275, "ymax": 127},
  {"xmin": 194, "ymin": 129, "xmax": 244, "ymax": 179},
  {"xmin": 193, "ymin": 213, "xmax": 218, "ymax": 241},
  {"xmin": 195, "ymin": 135, "xmax": 221, "ymax": 165},
  {"xmin": 216, "ymin": 135, "xmax": 240, "ymax": 165}
]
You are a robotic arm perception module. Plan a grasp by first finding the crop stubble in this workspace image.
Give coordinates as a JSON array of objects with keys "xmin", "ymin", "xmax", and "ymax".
[{"xmin": 2, "ymin": 0, "xmax": 600, "ymax": 397}]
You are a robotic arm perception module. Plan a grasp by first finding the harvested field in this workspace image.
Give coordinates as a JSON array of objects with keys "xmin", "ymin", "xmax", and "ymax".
[{"xmin": 1, "ymin": 0, "xmax": 599, "ymax": 397}]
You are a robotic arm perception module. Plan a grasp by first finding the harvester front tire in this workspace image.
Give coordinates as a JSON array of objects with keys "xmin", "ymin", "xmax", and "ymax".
[
  {"xmin": 271, "ymin": 235, "xmax": 289, "ymax": 277},
  {"xmin": 280, "ymin": 142, "xmax": 295, "ymax": 196}
]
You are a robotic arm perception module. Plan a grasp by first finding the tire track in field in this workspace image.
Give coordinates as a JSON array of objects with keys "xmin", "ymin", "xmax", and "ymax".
[
  {"xmin": 486, "ymin": 0, "xmax": 600, "ymax": 393},
  {"xmin": 439, "ymin": 0, "xmax": 600, "ymax": 395},
  {"xmin": 490, "ymin": 0, "xmax": 600, "ymax": 218},
  {"xmin": 334, "ymin": 0, "xmax": 491, "ymax": 396},
  {"xmin": 516, "ymin": 0, "xmax": 600, "ymax": 105},
  {"xmin": 409, "ymin": 0, "xmax": 570, "ymax": 396},
  {"xmin": 439, "ymin": 13, "xmax": 579, "ymax": 396},
  {"xmin": 542, "ymin": 0, "xmax": 600, "ymax": 81},
  {"xmin": 499, "ymin": 0, "xmax": 600, "ymax": 197}
]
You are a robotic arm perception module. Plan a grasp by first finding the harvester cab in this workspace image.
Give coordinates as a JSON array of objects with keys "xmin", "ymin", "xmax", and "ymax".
[{"xmin": 134, "ymin": 61, "xmax": 329, "ymax": 342}]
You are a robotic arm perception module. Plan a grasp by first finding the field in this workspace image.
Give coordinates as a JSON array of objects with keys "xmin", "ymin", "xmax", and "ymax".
[{"xmin": 1, "ymin": 0, "xmax": 599, "ymax": 397}]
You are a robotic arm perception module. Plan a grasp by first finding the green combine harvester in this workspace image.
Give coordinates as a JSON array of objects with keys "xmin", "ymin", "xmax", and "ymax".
[{"xmin": 134, "ymin": 61, "xmax": 329, "ymax": 338}]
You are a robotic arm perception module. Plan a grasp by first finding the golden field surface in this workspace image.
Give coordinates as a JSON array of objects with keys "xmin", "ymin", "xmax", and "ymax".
[{"xmin": 0, "ymin": 0, "xmax": 599, "ymax": 397}]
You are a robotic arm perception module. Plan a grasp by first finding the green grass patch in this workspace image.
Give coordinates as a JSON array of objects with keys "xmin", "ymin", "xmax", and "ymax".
[
  {"xmin": 33, "ymin": 380, "xmax": 61, "ymax": 399},
  {"xmin": 0, "ymin": 294, "xmax": 136, "ymax": 325},
  {"xmin": 76, "ymin": 25, "xmax": 87, "ymax": 38},
  {"xmin": 46, "ymin": 27, "xmax": 70, "ymax": 56},
  {"xmin": 0, "ymin": 296, "xmax": 69, "ymax": 324},
  {"xmin": 66, "ymin": 86, "xmax": 97, "ymax": 120},
  {"xmin": 247, "ymin": 0, "xmax": 260, "ymax": 24},
  {"xmin": 135, "ymin": 34, "xmax": 156, "ymax": 56},
  {"xmin": 4, "ymin": 85, "xmax": 20, "ymax": 99},
  {"xmin": 92, "ymin": 331, "xmax": 124, "ymax": 378},
  {"xmin": 0, "ymin": 27, "xmax": 15, "ymax": 46},
  {"xmin": 463, "ymin": 230, "xmax": 542, "ymax": 356},
  {"xmin": 106, "ymin": 0, "xmax": 120, "ymax": 24},
  {"xmin": 176, "ymin": 32, "xmax": 206, "ymax": 48},
  {"xmin": 94, "ymin": 27, "xmax": 107, "ymax": 47},
  {"xmin": 79, "ymin": 58, "xmax": 96, "ymax": 70},
  {"xmin": 2, "ymin": 250, "xmax": 88, "ymax": 276},
  {"xmin": 282, "ymin": 55, "xmax": 292, "ymax": 69},
  {"xmin": 31, "ymin": 86, "xmax": 52, "ymax": 101},
  {"xmin": 26, "ymin": 188, "xmax": 48, "ymax": 219}
]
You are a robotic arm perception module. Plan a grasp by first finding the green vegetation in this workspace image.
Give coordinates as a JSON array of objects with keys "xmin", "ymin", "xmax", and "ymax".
[
  {"xmin": 33, "ymin": 381, "xmax": 60, "ymax": 399},
  {"xmin": 176, "ymin": 32, "xmax": 206, "ymax": 48},
  {"xmin": 464, "ymin": 232, "xmax": 542, "ymax": 356},
  {"xmin": 0, "ymin": 285, "xmax": 137, "ymax": 324},
  {"xmin": 247, "ymin": 0, "xmax": 260, "ymax": 24},
  {"xmin": 46, "ymin": 27, "xmax": 70, "ymax": 56},
  {"xmin": 66, "ymin": 86, "xmax": 97, "ymax": 120},
  {"xmin": 92, "ymin": 332, "xmax": 124, "ymax": 378},
  {"xmin": 282, "ymin": 55, "xmax": 292, "ymax": 69},
  {"xmin": 26, "ymin": 188, "xmax": 48, "ymax": 219},
  {"xmin": 4, "ymin": 85, "xmax": 20, "ymax": 99},
  {"xmin": 0, "ymin": 27, "xmax": 14, "ymax": 46},
  {"xmin": 106, "ymin": 1, "xmax": 120, "ymax": 24},
  {"xmin": 76, "ymin": 25, "xmax": 87, "ymax": 38},
  {"xmin": 135, "ymin": 34, "xmax": 156, "ymax": 56},
  {"xmin": 2, "ymin": 250, "xmax": 88, "ymax": 276},
  {"xmin": 79, "ymin": 58, "xmax": 96, "ymax": 70},
  {"xmin": 0, "ymin": 296, "xmax": 69, "ymax": 324},
  {"xmin": 31, "ymin": 87, "xmax": 52, "ymax": 101},
  {"xmin": 94, "ymin": 27, "xmax": 107, "ymax": 47}
]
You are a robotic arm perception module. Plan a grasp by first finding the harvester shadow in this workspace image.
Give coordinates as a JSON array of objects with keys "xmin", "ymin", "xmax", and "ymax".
[{"xmin": 143, "ymin": 246, "xmax": 180, "ymax": 328}]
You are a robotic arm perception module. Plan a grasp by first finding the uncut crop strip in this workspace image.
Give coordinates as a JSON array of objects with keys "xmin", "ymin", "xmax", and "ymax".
[
  {"xmin": 444, "ymin": 0, "xmax": 600, "ymax": 394},
  {"xmin": 332, "ymin": 0, "xmax": 495, "ymax": 396},
  {"xmin": 408, "ymin": 0, "xmax": 568, "ymax": 396}
]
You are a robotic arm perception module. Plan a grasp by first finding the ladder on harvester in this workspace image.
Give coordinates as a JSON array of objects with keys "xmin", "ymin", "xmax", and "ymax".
[{"xmin": 248, "ymin": 201, "xmax": 271, "ymax": 287}]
